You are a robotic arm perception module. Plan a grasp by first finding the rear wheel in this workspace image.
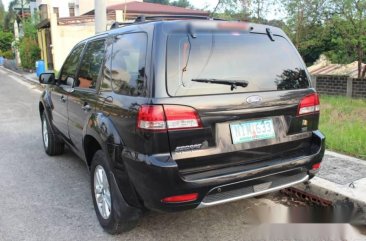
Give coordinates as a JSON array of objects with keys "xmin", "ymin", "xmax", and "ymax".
[
  {"xmin": 42, "ymin": 112, "xmax": 64, "ymax": 156},
  {"xmin": 91, "ymin": 150, "xmax": 141, "ymax": 234}
]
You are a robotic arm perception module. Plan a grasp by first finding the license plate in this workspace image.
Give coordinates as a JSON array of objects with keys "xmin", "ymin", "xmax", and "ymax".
[{"xmin": 230, "ymin": 119, "xmax": 275, "ymax": 144}]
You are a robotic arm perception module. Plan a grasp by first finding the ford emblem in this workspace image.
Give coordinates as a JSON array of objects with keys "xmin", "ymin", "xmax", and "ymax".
[{"xmin": 246, "ymin": 95, "xmax": 262, "ymax": 104}]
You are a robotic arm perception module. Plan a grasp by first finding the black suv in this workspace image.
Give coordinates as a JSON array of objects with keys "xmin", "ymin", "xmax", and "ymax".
[{"xmin": 39, "ymin": 16, "xmax": 325, "ymax": 234}]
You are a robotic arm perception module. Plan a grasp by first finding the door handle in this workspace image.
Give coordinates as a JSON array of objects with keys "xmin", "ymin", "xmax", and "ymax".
[
  {"xmin": 82, "ymin": 103, "xmax": 92, "ymax": 112},
  {"xmin": 60, "ymin": 95, "xmax": 66, "ymax": 103}
]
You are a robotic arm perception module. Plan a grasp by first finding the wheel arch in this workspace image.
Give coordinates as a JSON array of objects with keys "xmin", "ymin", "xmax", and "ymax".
[
  {"xmin": 39, "ymin": 101, "xmax": 45, "ymax": 120},
  {"xmin": 83, "ymin": 113, "xmax": 143, "ymax": 208},
  {"xmin": 84, "ymin": 134, "xmax": 102, "ymax": 168}
]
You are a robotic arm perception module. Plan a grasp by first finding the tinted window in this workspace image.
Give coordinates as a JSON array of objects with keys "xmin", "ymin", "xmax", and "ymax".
[
  {"xmin": 111, "ymin": 33, "xmax": 147, "ymax": 96},
  {"xmin": 100, "ymin": 39, "xmax": 113, "ymax": 91},
  {"xmin": 166, "ymin": 33, "xmax": 309, "ymax": 96},
  {"xmin": 60, "ymin": 43, "xmax": 85, "ymax": 84},
  {"xmin": 77, "ymin": 39, "xmax": 106, "ymax": 89}
]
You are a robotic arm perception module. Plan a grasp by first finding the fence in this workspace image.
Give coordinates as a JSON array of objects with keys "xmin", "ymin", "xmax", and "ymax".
[
  {"xmin": 312, "ymin": 75, "xmax": 366, "ymax": 98},
  {"xmin": 3, "ymin": 59, "xmax": 18, "ymax": 72}
]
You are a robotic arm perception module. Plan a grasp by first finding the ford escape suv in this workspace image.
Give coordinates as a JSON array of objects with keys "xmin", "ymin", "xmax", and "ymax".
[{"xmin": 38, "ymin": 16, "xmax": 325, "ymax": 234}]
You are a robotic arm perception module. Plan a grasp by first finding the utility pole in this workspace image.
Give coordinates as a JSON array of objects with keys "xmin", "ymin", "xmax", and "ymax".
[
  {"xmin": 95, "ymin": 0, "xmax": 107, "ymax": 34},
  {"xmin": 14, "ymin": 21, "xmax": 21, "ymax": 67}
]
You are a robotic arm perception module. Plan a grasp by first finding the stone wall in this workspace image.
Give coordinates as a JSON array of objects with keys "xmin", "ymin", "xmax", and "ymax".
[
  {"xmin": 314, "ymin": 75, "xmax": 348, "ymax": 96},
  {"xmin": 352, "ymin": 79, "xmax": 366, "ymax": 98},
  {"xmin": 313, "ymin": 75, "xmax": 366, "ymax": 98}
]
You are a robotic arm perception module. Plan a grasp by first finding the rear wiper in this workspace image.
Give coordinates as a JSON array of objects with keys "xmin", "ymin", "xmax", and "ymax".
[{"xmin": 192, "ymin": 79, "xmax": 249, "ymax": 91}]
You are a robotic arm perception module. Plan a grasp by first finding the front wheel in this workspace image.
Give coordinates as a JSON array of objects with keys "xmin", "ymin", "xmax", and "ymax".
[
  {"xmin": 91, "ymin": 150, "xmax": 141, "ymax": 234},
  {"xmin": 42, "ymin": 112, "xmax": 64, "ymax": 156}
]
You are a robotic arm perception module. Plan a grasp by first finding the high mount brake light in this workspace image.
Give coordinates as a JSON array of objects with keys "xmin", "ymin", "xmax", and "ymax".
[
  {"xmin": 137, "ymin": 105, "xmax": 202, "ymax": 131},
  {"xmin": 297, "ymin": 93, "xmax": 320, "ymax": 116},
  {"xmin": 217, "ymin": 22, "xmax": 249, "ymax": 31}
]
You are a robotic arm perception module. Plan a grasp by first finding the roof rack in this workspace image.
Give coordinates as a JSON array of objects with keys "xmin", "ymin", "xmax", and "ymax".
[
  {"xmin": 135, "ymin": 15, "xmax": 213, "ymax": 22},
  {"xmin": 110, "ymin": 15, "xmax": 225, "ymax": 30}
]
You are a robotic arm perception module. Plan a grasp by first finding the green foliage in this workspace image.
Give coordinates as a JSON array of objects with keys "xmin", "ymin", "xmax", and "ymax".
[
  {"xmin": 211, "ymin": 0, "xmax": 274, "ymax": 22},
  {"xmin": 19, "ymin": 36, "xmax": 40, "ymax": 69},
  {"xmin": 22, "ymin": 18, "xmax": 38, "ymax": 38},
  {"xmin": 0, "ymin": 30, "xmax": 14, "ymax": 52},
  {"xmin": 0, "ymin": 50, "xmax": 13, "ymax": 58},
  {"xmin": 211, "ymin": 0, "xmax": 250, "ymax": 20},
  {"xmin": 325, "ymin": 0, "xmax": 366, "ymax": 76},
  {"xmin": 3, "ymin": 0, "xmax": 31, "ymax": 31},
  {"xmin": 4, "ymin": 0, "xmax": 17, "ymax": 31},
  {"xmin": 170, "ymin": 0, "xmax": 192, "ymax": 8},
  {"xmin": 143, "ymin": 0, "xmax": 170, "ymax": 5},
  {"xmin": 18, "ymin": 19, "xmax": 40, "ymax": 69},
  {"xmin": 280, "ymin": 0, "xmax": 332, "ymax": 65},
  {"xmin": 0, "ymin": 0, "xmax": 5, "ymax": 31}
]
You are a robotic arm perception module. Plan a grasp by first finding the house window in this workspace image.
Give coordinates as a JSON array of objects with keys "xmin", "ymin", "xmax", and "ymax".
[
  {"xmin": 53, "ymin": 7, "xmax": 59, "ymax": 18},
  {"xmin": 69, "ymin": 7, "xmax": 75, "ymax": 17}
]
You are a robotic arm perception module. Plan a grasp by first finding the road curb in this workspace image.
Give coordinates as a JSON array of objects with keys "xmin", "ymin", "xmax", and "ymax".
[
  {"xmin": 0, "ymin": 66, "xmax": 41, "ymax": 87},
  {"xmin": 293, "ymin": 152, "xmax": 366, "ymax": 212},
  {"xmin": 294, "ymin": 179, "xmax": 366, "ymax": 211}
]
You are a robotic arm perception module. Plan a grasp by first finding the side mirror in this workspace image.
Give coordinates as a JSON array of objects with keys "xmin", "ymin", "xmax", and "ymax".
[{"xmin": 39, "ymin": 72, "xmax": 55, "ymax": 84}]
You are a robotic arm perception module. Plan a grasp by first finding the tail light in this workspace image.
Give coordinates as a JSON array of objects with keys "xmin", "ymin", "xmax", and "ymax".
[
  {"xmin": 297, "ymin": 93, "xmax": 320, "ymax": 116},
  {"xmin": 137, "ymin": 105, "xmax": 202, "ymax": 131},
  {"xmin": 312, "ymin": 163, "xmax": 321, "ymax": 170},
  {"xmin": 162, "ymin": 193, "xmax": 198, "ymax": 203},
  {"xmin": 137, "ymin": 105, "xmax": 166, "ymax": 131}
]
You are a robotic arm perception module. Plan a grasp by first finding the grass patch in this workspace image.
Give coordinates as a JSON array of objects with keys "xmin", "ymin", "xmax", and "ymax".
[{"xmin": 319, "ymin": 95, "xmax": 366, "ymax": 159}]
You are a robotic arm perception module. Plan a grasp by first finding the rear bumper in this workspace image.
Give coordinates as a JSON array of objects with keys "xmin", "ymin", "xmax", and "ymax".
[{"xmin": 122, "ymin": 131, "xmax": 325, "ymax": 212}]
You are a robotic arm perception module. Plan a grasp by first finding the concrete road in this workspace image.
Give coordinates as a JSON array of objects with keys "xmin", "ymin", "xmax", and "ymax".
[{"xmin": 0, "ymin": 68, "xmax": 363, "ymax": 241}]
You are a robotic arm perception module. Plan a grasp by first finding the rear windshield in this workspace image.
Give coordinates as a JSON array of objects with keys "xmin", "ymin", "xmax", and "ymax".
[{"xmin": 166, "ymin": 32, "xmax": 309, "ymax": 96}]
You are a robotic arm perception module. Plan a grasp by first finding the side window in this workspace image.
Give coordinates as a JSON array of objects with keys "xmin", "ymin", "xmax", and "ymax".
[
  {"xmin": 76, "ymin": 39, "xmax": 106, "ymax": 89},
  {"xmin": 60, "ymin": 43, "xmax": 85, "ymax": 84},
  {"xmin": 111, "ymin": 33, "xmax": 147, "ymax": 96},
  {"xmin": 100, "ymin": 39, "xmax": 113, "ymax": 91}
]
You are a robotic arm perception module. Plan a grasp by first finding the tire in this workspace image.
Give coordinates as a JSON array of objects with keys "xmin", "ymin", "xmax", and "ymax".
[
  {"xmin": 91, "ymin": 150, "xmax": 141, "ymax": 234},
  {"xmin": 41, "ymin": 112, "xmax": 64, "ymax": 156}
]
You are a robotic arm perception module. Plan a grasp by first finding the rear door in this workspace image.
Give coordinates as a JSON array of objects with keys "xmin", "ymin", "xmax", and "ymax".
[
  {"xmin": 51, "ymin": 43, "xmax": 85, "ymax": 139},
  {"xmin": 163, "ymin": 31, "xmax": 319, "ymax": 176},
  {"xmin": 67, "ymin": 38, "xmax": 107, "ymax": 154}
]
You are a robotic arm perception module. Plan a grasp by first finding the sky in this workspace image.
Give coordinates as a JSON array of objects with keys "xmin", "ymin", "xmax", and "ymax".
[
  {"xmin": 189, "ymin": 0, "xmax": 218, "ymax": 11},
  {"xmin": 3, "ymin": 0, "xmax": 11, "ymax": 10}
]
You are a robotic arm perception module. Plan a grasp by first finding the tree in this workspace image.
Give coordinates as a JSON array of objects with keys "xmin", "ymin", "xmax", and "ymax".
[
  {"xmin": 143, "ymin": 0, "xmax": 170, "ymax": 5},
  {"xmin": 211, "ymin": 0, "xmax": 251, "ymax": 20},
  {"xmin": 170, "ymin": 0, "xmax": 192, "ymax": 8},
  {"xmin": 3, "ymin": 0, "xmax": 30, "ymax": 31},
  {"xmin": 250, "ymin": 0, "xmax": 274, "ymax": 23},
  {"xmin": 0, "ymin": 30, "xmax": 14, "ymax": 58},
  {"xmin": 0, "ymin": 31, "xmax": 13, "ymax": 51},
  {"xmin": 18, "ymin": 19, "xmax": 40, "ymax": 69},
  {"xmin": 0, "ymin": 0, "xmax": 5, "ymax": 30},
  {"xmin": 328, "ymin": 0, "xmax": 366, "ymax": 78},
  {"xmin": 281, "ymin": 0, "xmax": 333, "ymax": 65},
  {"xmin": 210, "ymin": 0, "xmax": 277, "ymax": 22}
]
